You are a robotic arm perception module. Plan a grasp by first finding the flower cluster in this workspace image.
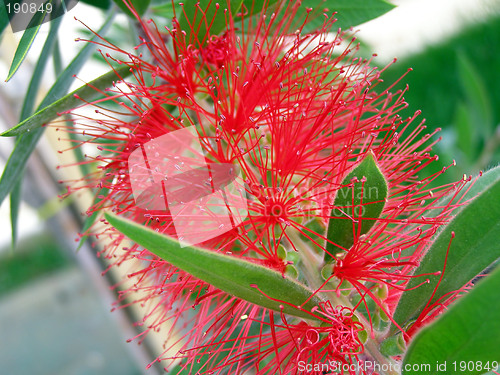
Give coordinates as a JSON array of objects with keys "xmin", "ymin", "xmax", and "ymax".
[{"xmin": 58, "ymin": 1, "xmax": 467, "ymax": 373}]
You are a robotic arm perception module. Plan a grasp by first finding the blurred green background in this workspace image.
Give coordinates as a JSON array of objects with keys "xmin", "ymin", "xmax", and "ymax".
[{"xmin": 379, "ymin": 12, "xmax": 500, "ymax": 186}]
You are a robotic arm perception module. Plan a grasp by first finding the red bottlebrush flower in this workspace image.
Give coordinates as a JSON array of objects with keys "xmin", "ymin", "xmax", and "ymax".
[
  {"xmin": 245, "ymin": 302, "xmax": 366, "ymax": 375},
  {"xmin": 56, "ymin": 0, "xmax": 469, "ymax": 373}
]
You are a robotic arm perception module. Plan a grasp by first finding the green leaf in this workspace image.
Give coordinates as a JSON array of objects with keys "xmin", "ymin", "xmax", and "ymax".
[
  {"xmin": 151, "ymin": 2, "xmax": 176, "ymax": 18},
  {"xmin": 1, "ymin": 2, "xmax": 9, "ymax": 36},
  {"xmin": 240, "ymin": 0, "xmax": 279, "ymax": 15},
  {"xmin": 403, "ymin": 266, "xmax": 500, "ymax": 375},
  {"xmin": 10, "ymin": 181, "xmax": 21, "ymax": 250},
  {"xmin": 52, "ymin": 38, "xmax": 63, "ymax": 74},
  {"xmin": 39, "ymin": 12, "xmax": 114, "ymax": 108},
  {"xmin": 77, "ymin": 186, "xmax": 110, "ymax": 251},
  {"xmin": 80, "ymin": 0, "xmax": 111, "ymax": 9},
  {"xmin": 289, "ymin": 0, "xmax": 395, "ymax": 34},
  {"xmin": 392, "ymin": 166, "xmax": 500, "ymax": 332},
  {"xmin": 8, "ymin": 16, "xmax": 62, "ymax": 249},
  {"xmin": 52, "ymin": 37, "xmax": 93, "ymax": 180},
  {"xmin": 329, "ymin": 0, "xmax": 395, "ymax": 29},
  {"xmin": 113, "ymin": 0, "xmax": 151, "ymax": 17},
  {"xmin": 179, "ymin": 0, "xmax": 244, "ymax": 46},
  {"xmin": 0, "ymin": 13, "xmax": 114, "ymax": 207},
  {"xmin": 19, "ymin": 17, "xmax": 62, "ymax": 119},
  {"xmin": 104, "ymin": 212, "xmax": 323, "ymax": 320},
  {"xmin": 1, "ymin": 65, "xmax": 132, "ymax": 137},
  {"xmin": 150, "ymin": 0, "xmax": 185, "ymax": 19},
  {"xmin": 5, "ymin": 6, "xmax": 48, "ymax": 81},
  {"xmin": 325, "ymin": 152, "xmax": 388, "ymax": 262}
]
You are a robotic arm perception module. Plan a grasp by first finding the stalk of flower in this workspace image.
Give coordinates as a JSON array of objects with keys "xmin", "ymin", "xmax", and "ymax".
[{"xmin": 55, "ymin": 0, "xmax": 473, "ymax": 373}]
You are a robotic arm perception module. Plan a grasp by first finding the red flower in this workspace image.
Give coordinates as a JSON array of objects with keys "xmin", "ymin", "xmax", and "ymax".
[{"xmin": 58, "ymin": 0, "xmax": 467, "ymax": 372}]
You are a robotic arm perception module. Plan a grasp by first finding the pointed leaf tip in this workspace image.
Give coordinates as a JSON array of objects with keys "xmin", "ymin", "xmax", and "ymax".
[
  {"xmin": 1, "ymin": 65, "xmax": 132, "ymax": 137},
  {"xmin": 325, "ymin": 152, "xmax": 388, "ymax": 262}
]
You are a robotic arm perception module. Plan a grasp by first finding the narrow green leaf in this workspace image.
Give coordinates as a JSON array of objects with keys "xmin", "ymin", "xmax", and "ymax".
[
  {"xmin": 403, "ymin": 266, "xmax": 500, "ymax": 375},
  {"xmin": 113, "ymin": 0, "xmax": 151, "ymax": 17},
  {"xmin": 1, "ymin": 2, "xmax": 9, "ymax": 36},
  {"xmin": 52, "ymin": 38, "xmax": 63, "ymax": 75},
  {"xmin": 105, "ymin": 212, "xmax": 323, "ymax": 320},
  {"xmin": 392, "ymin": 166, "xmax": 500, "ymax": 332},
  {"xmin": 8, "ymin": 16, "xmax": 62, "ymax": 249},
  {"xmin": 2, "ymin": 65, "xmax": 132, "ymax": 137},
  {"xmin": 10, "ymin": 181, "xmax": 21, "ymax": 250},
  {"xmin": 325, "ymin": 152, "xmax": 388, "ymax": 262},
  {"xmin": 19, "ymin": 16, "xmax": 62, "ymax": 119},
  {"xmin": 52, "ymin": 35, "xmax": 94, "ymax": 181},
  {"xmin": 5, "ymin": 5, "xmax": 49, "ymax": 81},
  {"xmin": 77, "ymin": 186, "xmax": 110, "ymax": 251},
  {"xmin": 0, "ymin": 127, "xmax": 40, "ymax": 206},
  {"xmin": 179, "ymin": 0, "xmax": 244, "ymax": 46},
  {"xmin": 77, "ymin": 211, "xmax": 98, "ymax": 251},
  {"xmin": 38, "ymin": 12, "xmax": 114, "ymax": 109},
  {"xmin": 0, "ymin": 13, "xmax": 115, "ymax": 207},
  {"xmin": 0, "ymin": 65, "xmax": 132, "ymax": 209}
]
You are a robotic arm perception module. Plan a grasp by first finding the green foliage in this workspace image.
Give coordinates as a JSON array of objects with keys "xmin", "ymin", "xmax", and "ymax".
[
  {"xmin": 105, "ymin": 212, "xmax": 323, "ymax": 320},
  {"xmin": 176, "ymin": 0, "xmax": 393, "ymax": 46},
  {"xmin": 379, "ymin": 14, "xmax": 500, "ymax": 185},
  {"xmin": 9, "ymin": 185, "xmax": 21, "ymax": 249},
  {"xmin": 0, "ymin": 13, "xmax": 114, "ymax": 208},
  {"xmin": 179, "ymin": 0, "xmax": 244, "ymax": 46},
  {"xmin": 80, "ymin": 0, "xmax": 111, "ymax": 9},
  {"xmin": 7, "ymin": 17, "xmax": 63, "ymax": 249},
  {"xmin": 393, "ymin": 166, "xmax": 500, "ymax": 331},
  {"xmin": 113, "ymin": 0, "xmax": 151, "ymax": 17},
  {"xmin": 301, "ymin": 0, "xmax": 395, "ymax": 32},
  {"xmin": 2, "ymin": 64, "xmax": 132, "ymax": 248},
  {"xmin": 0, "ymin": 1, "xmax": 10, "ymax": 35},
  {"xmin": 5, "ymin": 8, "xmax": 47, "ymax": 81},
  {"xmin": 403, "ymin": 266, "xmax": 500, "ymax": 375},
  {"xmin": 77, "ymin": 187, "xmax": 110, "ymax": 251},
  {"xmin": 1, "ymin": 65, "xmax": 133, "ymax": 137}
]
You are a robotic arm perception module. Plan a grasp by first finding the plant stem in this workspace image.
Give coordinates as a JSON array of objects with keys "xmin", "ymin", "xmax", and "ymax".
[
  {"xmin": 287, "ymin": 229, "xmax": 401, "ymax": 375},
  {"xmin": 365, "ymin": 339, "xmax": 400, "ymax": 375}
]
